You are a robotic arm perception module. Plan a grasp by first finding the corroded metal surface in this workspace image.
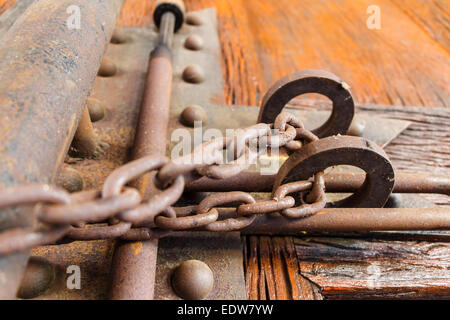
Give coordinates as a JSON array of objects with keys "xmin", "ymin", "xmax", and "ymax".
[
  {"xmin": 186, "ymin": 171, "xmax": 450, "ymax": 195},
  {"xmin": 0, "ymin": 0, "xmax": 123, "ymax": 299},
  {"xmin": 155, "ymin": 232, "xmax": 246, "ymax": 300},
  {"xmin": 109, "ymin": 2, "xmax": 186, "ymax": 300},
  {"xmin": 274, "ymin": 135, "xmax": 395, "ymax": 208},
  {"xmin": 0, "ymin": 0, "xmax": 33, "ymax": 38},
  {"xmin": 258, "ymin": 70, "xmax": 355, "ymax": 138},
  {"xmin": 241, "ymin": 207, "xmax": 450, "ymax": 234}
]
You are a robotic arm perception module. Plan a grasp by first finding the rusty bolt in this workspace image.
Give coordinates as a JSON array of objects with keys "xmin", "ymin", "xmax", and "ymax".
[
  {"xmin": 347, "ymin": 119, "xmax": 366, "ymax": 137},
  {"xmin": 111, "ymin": 28, "xmax": 128, "ymax": 44},
  {"xmin": 184, "ymin": 35, "xmax": 203, "ymax": 51},
  {"xmin": 86, "ymin": 97, "xmax": 106, "ymax": 122},
  {"xmin": 17, "ymin": 257, "xmax": 56, "ymax": 299},
  {"xmin": 98, "ymin": 58, "xmax": 117, "ymax": 77},
  {"xmin": 185, "ymin": 13, "xmax": 203, "ymax": 26},
  {"xmin": 57, "ymin": 167, "xmax": 84, "ymax": 193},
  {"xmin": 182, "ymin": 65, "xmax": 204, "ymax": 84},
  {"xmin": 171, "ymin": 260, "xmax": 214, "ymax": 300},
  {"xmin": 180, "ymin": 105, "xmax": 207, "ymax": 127}
]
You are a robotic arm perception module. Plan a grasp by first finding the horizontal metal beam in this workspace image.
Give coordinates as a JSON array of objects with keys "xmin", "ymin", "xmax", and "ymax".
[
  {"xmin": 241, "ymin": 207, "xmax": 450, "ymax": 234},
  {"xmin": 186, "ymin": 171, "xmax": 450, "ymax": 195}
]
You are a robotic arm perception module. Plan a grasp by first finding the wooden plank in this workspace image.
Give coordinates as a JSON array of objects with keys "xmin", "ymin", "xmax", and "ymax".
[
  {"xmin": 244, "ymin": 236, "xmax": 322, "ymax": 300},
  {"xmin": 294, "ymin": 237, "xmax": 450, "ymax": 299},
  {"xmin": 116, "ymin": 0, "xmax": 449, "ymax": 108},
  {"xmin": 1, "ymin": 1, "xmax": 448, "ymax": 108}
]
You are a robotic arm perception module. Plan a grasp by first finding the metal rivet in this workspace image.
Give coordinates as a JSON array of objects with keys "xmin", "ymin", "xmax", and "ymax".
[
  {"xmin": 184, "ymin": 35, "xmax": 203, "ymax": 51},
  {"xmin": 180, "ymin": 105, "xmax": 207, "ymax": 127},
  {"xmin": 182, "ymin": 65, "xmax": 204, "ymax": 84},
  {"xmin": 347, "ymin": 119, "xmax": 366, "ymax": 137},
  {"xmin": 98, "ymin": 58, "xmax": 117, "ymax": 77},
  {"xmin": 86, "ymin": 97, "xmax": 106, "ymax": 122},
  {"xmin": 111, "ymin": 28, "xmax": 128, "ymax": 44},
  {"xmin": 57, "ymin": 167, "xmax": 84, "ymax": 193},
  {"xmin": 171, "ymin": 260, "xmax": 214, "ymax": 300},
  {"xmin": 186, "ymin": 13, "xmax": 203, "ymax": 26},
  {"xmin": 17, "ymin": 257, "xmax": 56, "ymax": 299},
  {"xmin": 385, "ymin": 194, "xmax": 403, "ymax": 208}
]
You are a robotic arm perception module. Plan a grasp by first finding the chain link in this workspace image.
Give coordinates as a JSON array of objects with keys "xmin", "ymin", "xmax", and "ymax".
[{"xmin": 0, "ymin": 112, "xmax": 326, "ymax": 255}]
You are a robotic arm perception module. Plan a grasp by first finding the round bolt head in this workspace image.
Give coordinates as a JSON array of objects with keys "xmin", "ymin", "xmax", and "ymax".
[
  {"xmin": 17, "ymin": 257, "xmax": 56, "ymax": 299},
  {"xmin": 180, "ymin": 105, "xmax": 207, "ymax": 127},
  {"xmin": 182, "ymin": 64, "xmax": 205, "ymax": 84},
  {"xmin": 172, "ymin": 260, "xmax": 214, "ymax": 300},
  {"xmin": 98, "ymin": 58, "xmax": 117, "ymax": 77},
  {"xmin": 184, "ymin": 35, "xmax": 204, "ymax": 51},
  {"xmin": 111, "ymin": 28, "xmax": 128, "ymax": 44},
  {"xmin": 57, "ymin": 167, "xmax": 84, "ymax": 193},
  {"xmin": 86, "ymin": 97, "xmax": 106, "ymax": 122},
  {"xmin": 186, "ymin": 13, "xmax": 203, "ymax": 26}
]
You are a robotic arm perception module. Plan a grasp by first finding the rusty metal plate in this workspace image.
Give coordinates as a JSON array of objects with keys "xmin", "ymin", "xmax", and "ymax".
[
  {"xmin": 29, "ymin": 8, "xmax": 246, "ymax": 300},
  {"xmin": 31, "ymin": 26, "xmax": 160, "ymax": 299},
  {"xmin": 30, "ymin": 240, "xmax": 115, "ymax": 300},
  {"xmin": 155, "ymin": 232, "xmax": 246, "ymax": 300}
]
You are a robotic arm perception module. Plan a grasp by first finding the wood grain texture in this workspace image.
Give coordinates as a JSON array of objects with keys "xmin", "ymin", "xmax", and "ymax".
[
  {"xmin": 1, "ymin": 1, "xmax": 448, "ymax": 107},
  {"xmin": 117, "ymin": 0, "xmax": 450, "ymax": 108},
  {"xmin": 244, "ymin": 236, "xmax": 322, "ymax": 300},
  {"xmin": 294, "ymin": 237, "xmax": 450, "ymax": 299}
]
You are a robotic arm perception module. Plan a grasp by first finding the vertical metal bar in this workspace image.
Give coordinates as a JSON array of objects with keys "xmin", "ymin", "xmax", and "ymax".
[
  {"xmin": 0, "ymin": 0, "xmax": 124, "ymax": 299},
  {"xmin": 109, "ymin": 13, "xmax": 176, "ymax": 300},
  {"xmin": 159, "ymin": 12, "xmax": 176, "ymax": 48}
]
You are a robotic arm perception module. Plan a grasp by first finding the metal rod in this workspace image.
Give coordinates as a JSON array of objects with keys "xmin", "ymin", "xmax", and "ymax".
[
  {"xmin": 159, "ymin": 12, "xmax": 176, "ymax": 48},
  {"xmin": 0, "ymin": 0, "xmax": 123, "ymax": 299},
  {"xmin": 240, "ymin": 207, "xmax": 450, "ymax": 234},
  {"xmin": 109, "ymin": 14, "xmax": 177, "ymax": 300},
  {"xmin": 186, "ymin": 171, "xmax": 450, "ymax": 195}
]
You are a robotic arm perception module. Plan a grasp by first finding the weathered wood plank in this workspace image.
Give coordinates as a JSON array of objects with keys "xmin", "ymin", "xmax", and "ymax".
[
  {"xmin": 295, "ymin": 237, "xmax": 450, "ymax": 299},
  {"xmin": 244, "ymin": 236, "xmax": 322, "ymax": 300},
  {"xmin": 115, "ymin": 0, "xmax": 449, "ymax": 108}
]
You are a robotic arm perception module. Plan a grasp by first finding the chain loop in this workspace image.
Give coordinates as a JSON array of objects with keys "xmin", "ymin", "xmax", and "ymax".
[
  {"xmin": 198, "ymin": 192, "xmax": 257, "ymax": 231},
  {"xmin": 279, "ymin": 172, "xmax": 326, "ymax": 219}
]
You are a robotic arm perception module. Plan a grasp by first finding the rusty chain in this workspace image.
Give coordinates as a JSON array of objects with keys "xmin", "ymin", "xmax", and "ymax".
[{"xmin": 0, "ymin": 112, "xmax": 326, "ymax": 256}]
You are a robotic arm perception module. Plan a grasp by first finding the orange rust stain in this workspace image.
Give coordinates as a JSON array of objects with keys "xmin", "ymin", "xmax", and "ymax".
[{"xmin": 130, "ymin": 241, "xmax": 143, "ymax": 255}]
